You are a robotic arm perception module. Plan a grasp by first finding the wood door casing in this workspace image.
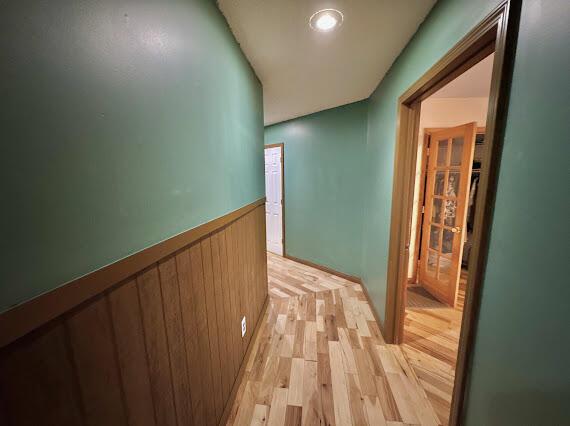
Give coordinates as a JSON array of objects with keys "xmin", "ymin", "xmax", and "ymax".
[{"xmin": 418, "ymin": 122, "xmax": 477, "ymax": 306}]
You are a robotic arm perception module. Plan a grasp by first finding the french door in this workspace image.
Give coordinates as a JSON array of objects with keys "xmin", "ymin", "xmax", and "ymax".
[{"xmin": 418, "ymin": 122, "xmax": 477, "ymax": 306}]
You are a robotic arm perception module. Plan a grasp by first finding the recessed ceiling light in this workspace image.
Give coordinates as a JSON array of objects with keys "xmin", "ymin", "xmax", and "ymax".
[{"xmin": 309, "ymin": 9, "xmax": 343, "ymax": 33}]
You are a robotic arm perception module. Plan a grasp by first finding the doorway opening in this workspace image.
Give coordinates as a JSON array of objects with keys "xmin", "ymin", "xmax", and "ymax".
[
  {"xmin": 383, "ymin": 2, "xmax": 520, "ymax": 425},
  {"xmin": 403, "ymin": 53, "xmax": 493, "ymax": 424},
  {"xmin": 264, "ymin": 143, "xmax": 285, "ymax": 256}
]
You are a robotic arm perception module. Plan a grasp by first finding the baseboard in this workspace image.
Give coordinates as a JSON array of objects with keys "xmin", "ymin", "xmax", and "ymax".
[
  {"xmin": 283, "ymin": 254, "xmax": 362, "ymax": 284},
  {"xmin": 219, "ymin": 295, "xmax": 269, "ymax": 426}
]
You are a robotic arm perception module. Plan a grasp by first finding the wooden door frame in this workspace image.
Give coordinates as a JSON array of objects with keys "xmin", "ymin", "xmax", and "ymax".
[
  {"xmin": 264, "ymin": 143, "xmax": 286, "ymax": 256},
  {"xmin": 383, "ymin": 1, "xmax": 521, "ymax": 424}
]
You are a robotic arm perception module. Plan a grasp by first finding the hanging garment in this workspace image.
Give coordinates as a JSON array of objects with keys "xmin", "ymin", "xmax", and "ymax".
[
  {"xmin": 469, "ymin": 176, "xmax": 479, "ymax": 208},
  {"xmin": 444, "ymin": 174, "xmax": 458, "ymax": 224}
]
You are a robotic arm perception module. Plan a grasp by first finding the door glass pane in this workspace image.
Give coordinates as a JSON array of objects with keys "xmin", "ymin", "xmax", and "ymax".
[
  {"xmin": 447, "ymin": 172, "xmax": 460, "ymax": 197},
  {"xmin": 434, "ymin": 171, "xmax": 445, "ymax": 195},
  {"xmin": 427, "ymin": 251, "xmax": 437, "ymax": 277},
  {"xmin": 442, "ymin": 229, "xmax": 454, "ymax": 254},
  {"xmin": 437, "ymin": 140, "xmax": 448, "ymax": 166},
  {"xmin": 429, "ymin": 225, "xmax": 440, "ymax": 250},
  {"xmin": 444, "ymin": 199, "xmax": 457, "ymax": 226},
  {"xmin": 432, "ymin": 198, "xmax": 442, "ymax": 224},
  {"xmin": 450, "ymin": 137, "xmax": 464, "ymax": 166},
  {"xmin": 439, "ymin": 256, "xmax": 452, "ymax": 283}
]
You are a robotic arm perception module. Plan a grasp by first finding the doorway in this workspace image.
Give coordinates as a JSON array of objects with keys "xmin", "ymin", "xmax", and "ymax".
[
  {"xmin": 383, "ymin": 2, "xmax": 520, "ymax": 425},
  {"xmin": 403, "ymin": 56, "xmax": 492, "ymax": 421},
  {"xmin": 264, "ymin": 143, "xmax": 284, "ymax": 255}
]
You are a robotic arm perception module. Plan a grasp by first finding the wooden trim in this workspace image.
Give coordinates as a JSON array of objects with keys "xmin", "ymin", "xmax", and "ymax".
[
  {"xmin": 283, "ymin": 254, "xmax": 362, "ymax": 284},
  {"xmin": 424, "ymin": 126, "xmax": 486, "ymax": 134},
  {"xmin": 218, "ymin": 295, "xmax": 269, "ymax": 426},
  {"xmin": 264, "ymin": 143, "xmax": 286, "ymax": 256},
  {"xmin": 0, "ymin": 198, "xmax": 266, "ymax": 348},
  {"xmin": 383, "ymin": 1, "xmax": 521, "ymax": 424},
  {"xmin": 409, "ymin": 131, "xmax": 430, "ymax": 284},
  {"xmin": 386, "ymin": 100, "xmax": 422, "ymax": 344}
]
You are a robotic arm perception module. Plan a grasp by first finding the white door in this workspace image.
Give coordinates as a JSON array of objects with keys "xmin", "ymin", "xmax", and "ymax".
[{"xmin": 264, "ymin": 146, "xmax": 283, "ymax": 255}]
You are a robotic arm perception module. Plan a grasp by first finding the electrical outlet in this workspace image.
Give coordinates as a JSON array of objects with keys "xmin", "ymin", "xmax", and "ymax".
[{"xmin": 241, "ymin": 316, "xmax": 247, "ymax": 337}]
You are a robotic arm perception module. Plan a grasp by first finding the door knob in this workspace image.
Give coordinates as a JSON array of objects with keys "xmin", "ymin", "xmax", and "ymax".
[{"xmin": 451, "ymin": 226, "xmax": 462, "ymax": 233}]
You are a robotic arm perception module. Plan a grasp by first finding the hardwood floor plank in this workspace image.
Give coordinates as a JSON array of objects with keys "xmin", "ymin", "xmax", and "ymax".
[
  {"xmin": 302, "ymin": 360, "xmax": 322, "ymax": 425},
  {"xmin": 347, "ymin": 373, "xmax": 368, "ymax": 426},
  {"xmin": 374, "ymin": 375, "xmax": 402, "ymax": 422},
  {"xmin": 227, "ymin": 254, "xmax": 444, "ymax": 426},
  {"xmin": 234, "ymin": 381, "xmax": 257, "ymax": 426},
  {"xmin": 317, "ymin": 351, "xmax": 336, "ymax": 426},
  {"xmin": 364, "ymin": 396, "xmax": 387, "ymax": 426},
  {"xmin": 267, "ymin": 388, "xmax": 288, "ymax": 426},
  {"xmin": 284, "ymin": 405, "xmax": 302, "ymax": 426},
  {"xmin": 251, "ymin": 404, "xmax": 269, "ymax": 426},
  {"xmin": 354, "ymin": 348, "xmax": 377, "ymax": 397},
  {"xmin": 304, "ymin": 320, "xmax": 317, "ymax": 362},
  {"xmin": 329, "ymin": 341, "xmax": 352, "ymax": 426},
  {"xmin": 287, "ymin": 358, "xmax": 304, "ymax": 407}
]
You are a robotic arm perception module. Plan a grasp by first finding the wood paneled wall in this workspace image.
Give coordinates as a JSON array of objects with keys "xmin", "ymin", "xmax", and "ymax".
[{"xmin": 0, "ymin": 204, "xmax": 268, "ymax": 426}]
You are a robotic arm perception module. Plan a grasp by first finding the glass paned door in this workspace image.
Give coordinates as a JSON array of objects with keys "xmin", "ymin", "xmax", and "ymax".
[{"xmin": 418, "ymin": 123, "xmax": 477, "ymax": 306}]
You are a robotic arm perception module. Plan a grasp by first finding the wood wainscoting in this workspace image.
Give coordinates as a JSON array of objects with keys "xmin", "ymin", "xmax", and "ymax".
[{"xmin": 0, "ymin": 200, "xmax": 268, "ymax": 426}]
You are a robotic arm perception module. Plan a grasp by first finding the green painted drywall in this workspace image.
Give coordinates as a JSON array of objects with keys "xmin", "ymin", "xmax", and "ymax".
[
  {"xmin": 265, "ymin": 101, "xmax": 368, "ymax": 278},
  {"xmin": 363, "ymin": 0, "xmax": 570, "ymax": 423},
  {"xmin": 463, "ymin": 1, "xmax": 570, "ymax": 423},
  {"xmin": 0, "ymin": 0, "xmax": 264, "ymax": 312}
]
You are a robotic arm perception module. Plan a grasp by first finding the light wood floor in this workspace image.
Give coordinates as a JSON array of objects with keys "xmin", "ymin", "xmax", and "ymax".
[
  {"xmin": 227, "ymin": 253, "xmax": 441, "ymax": 425},
  {"xmin": 402, "ymin": 273, "xmax": 467, "ymax": 425},
  {"xmin": 267, "ymin": 254, "xmax": 356, "ymax": 299}
]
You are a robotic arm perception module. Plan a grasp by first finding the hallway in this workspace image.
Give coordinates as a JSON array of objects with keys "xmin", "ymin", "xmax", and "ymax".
[
  {"xmin": 1, "ymin": 0, "xmax": 567, "ymax": 424},
  {"xmin": 228, "ymin": 254, "xmax": 441, "ymax": 425}
]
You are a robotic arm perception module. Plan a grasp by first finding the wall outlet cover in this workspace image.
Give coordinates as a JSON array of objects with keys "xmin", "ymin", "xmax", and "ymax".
[{"xmin": 241, "ymin": 316, "xmax": 247, "ymax": 337}]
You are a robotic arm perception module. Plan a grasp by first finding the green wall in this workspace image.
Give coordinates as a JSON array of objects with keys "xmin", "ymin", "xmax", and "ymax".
[
  {"xmin": 265, "ymin": 101, "xmax": 368, "ymax": 277},
  {"xmin": 362, "ymin": 0, "xmax": 569, "ymax": 423},
  {"xmin": 0, "ymin": 0, "xmax": 264, "ymax": 312}
]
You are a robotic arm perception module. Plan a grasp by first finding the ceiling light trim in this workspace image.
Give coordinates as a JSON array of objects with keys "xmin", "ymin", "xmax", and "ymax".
[{"xmin": 309, "ymin": 8, "xmax": 344, "ymax": 32}]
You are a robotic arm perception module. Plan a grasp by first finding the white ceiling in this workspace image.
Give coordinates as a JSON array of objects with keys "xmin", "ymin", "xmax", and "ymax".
[
  {"xmin": 431, "ymin": 53, "xmax": 495, "ymax": 98},
  {"xmin": 218, "ymin": 0, "xmax": 437, "ymax": 125}
]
